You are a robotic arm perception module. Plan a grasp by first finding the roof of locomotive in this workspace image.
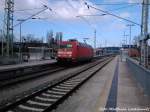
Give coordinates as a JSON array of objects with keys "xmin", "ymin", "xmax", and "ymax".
[{"xmin": 60, "ymin": 40, "xmax": 93, "ymax": 49}]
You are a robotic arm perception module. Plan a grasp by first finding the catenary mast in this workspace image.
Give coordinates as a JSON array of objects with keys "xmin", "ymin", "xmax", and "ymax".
[{"xmin": 3, "ymin": 0, "xmax": 14, "ymax": 56}]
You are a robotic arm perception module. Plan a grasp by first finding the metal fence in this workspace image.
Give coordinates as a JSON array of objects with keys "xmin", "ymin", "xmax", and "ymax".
[{"xmin": 126, "ymin": 57, "xmax": 150, "ymax": 96}]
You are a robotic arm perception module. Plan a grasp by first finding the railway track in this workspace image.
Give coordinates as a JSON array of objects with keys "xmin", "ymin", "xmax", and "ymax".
[
  {"xmin": 0, "ymin": 66, "xmax": 66, "ymax": 88},
  {"xmin": 0, "ymin": 59, "xmax": 99, "ymax": 88},
  {"xmin": 0, "ymin": 55, "xmax": 108, "ymax": 88},
  {"xmin": 0, "ymin": 55, "xmax": 110, "ymax": 88},
  {"xmin": 0, "ymin": 56, "xmax": 113, "ymax": 112},
  {"xmin": 0, "ymin": 62, "xmax": 58, "ymax": 81}
]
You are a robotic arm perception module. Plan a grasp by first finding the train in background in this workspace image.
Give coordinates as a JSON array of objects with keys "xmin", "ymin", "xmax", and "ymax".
[
  {"xmin": 128, "ymin": 48, "xmax": 140, "ymax": 57},
  {"xmin": 57, "ymin": 39, "xmax": 93, "ymax": 62},
  {"xmin": 122, "ymin": 45, "xmax": 141, "ymax": 57}
]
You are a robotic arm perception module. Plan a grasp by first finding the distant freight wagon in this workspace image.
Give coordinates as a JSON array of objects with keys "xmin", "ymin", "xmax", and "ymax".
[{"xmin": 128, "ymin": 48, "xmax": 140, "ymax": 57}]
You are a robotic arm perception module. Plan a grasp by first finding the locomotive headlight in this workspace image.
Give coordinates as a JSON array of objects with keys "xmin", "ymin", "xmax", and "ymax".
[
  {"xmin": 58, "ymin": 51, "xmax": 63, "ymax": 54},
  {"xmin": 66, "ymin": 52, "xmax": 72, "ymax": 55}
]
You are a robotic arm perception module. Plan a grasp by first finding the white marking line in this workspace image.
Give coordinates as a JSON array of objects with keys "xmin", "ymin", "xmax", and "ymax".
[
  {"xmin": 47, "ymin": 90, "xmax": 66, "ymax": 95},
  {"xmin": 74, "ymin": 78, "xmax": 85, "ymax": 80},
  {"xmin": 7, "ymin": 111, "xmax": 14, "ymax": 112},
  {"xmin": 6, "ymin": 102, "xmax": 11, "ymax": 106},
  {"xmin": 27, "ymin": 100, "xmax": 51, "ymax": 107},
  {"xmin": 56, "ymin": 85, "xmax": 72, "ymax": 89},
  {"xmin": 67, "ymin": 79, "xmax": 81, "ymax": 81},
  {"xmin": 42, "ymin": 93, "xmax": 62, "ymax": 98},
  {"xmin": 64, "ymin": 82, "xmax": 80, "ymax": 85},
  {"xmin": 63, "ymin": 82, "xmax": 79, "ymax": 85},
  {"xmin": 35, "ymin": 96, "xmax": 57, "ymax": 102},
  {"xmin": 52, "ymin": 87, "xmax": 70, "ymax": 92},
  {"xmin": 19, "ymin": 104, "xmax": 43, "ymax": 112},
  {"xmin": 16, "ymin": 98, "xmax": 20, "ymax": 101},
  {"xmin": 65, "ymin": 80, "xmax": 81, "ymax": 83},
  {"xmin": 24, "ymin": 95, "xmax": 29, "ymax": 97},
  {"xmin": 72, "ymin": 79, "xmax": 83, "ymax": 82},
  {"xmin": 60, "ymin": 83, "xmax": 75, "ymax": 87},
  {"xmin": 32, "ymin": 91, "xmax": 36, "ymax": 94}
]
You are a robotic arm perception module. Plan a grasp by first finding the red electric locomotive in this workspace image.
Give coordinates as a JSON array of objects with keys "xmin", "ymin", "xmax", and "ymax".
[{"xmin": 57, "ymin": 39, "xmax": 93, "ymax": 62}]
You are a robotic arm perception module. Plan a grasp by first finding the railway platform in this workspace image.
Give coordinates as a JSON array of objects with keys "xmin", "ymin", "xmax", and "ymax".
[
  {"xmin": 0, "ymin": 59, "xmax": 56, "ymax": 72},
  {"xmin": 54, "ymin": 56, "xmax": 150, "ymax": 112}
]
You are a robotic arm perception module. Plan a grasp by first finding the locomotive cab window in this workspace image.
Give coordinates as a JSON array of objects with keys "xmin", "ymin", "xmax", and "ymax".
[
  {"xmin": 60, "ymin": 44, "xmax": 72, "ymax": 48},
  {"xmin": 66, "ymin": 44, "xmax": 72, "ymax": 48}
]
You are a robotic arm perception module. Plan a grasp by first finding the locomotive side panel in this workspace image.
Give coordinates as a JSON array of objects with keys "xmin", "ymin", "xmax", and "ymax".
[
  {"xmin": 57, "ymin": 41, "xmax": 93, "ymax": 62},
  {"xmin": 77, "ymin": 43, "xmax": 93, "ymax": 61}
]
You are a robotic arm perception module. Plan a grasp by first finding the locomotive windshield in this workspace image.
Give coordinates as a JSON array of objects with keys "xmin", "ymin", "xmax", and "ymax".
[{"xmin": 60, "ymin": 44, "xmax": 72, "ymax": 48}]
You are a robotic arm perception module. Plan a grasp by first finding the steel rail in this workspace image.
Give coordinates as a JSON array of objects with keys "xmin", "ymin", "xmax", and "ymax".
[
  {"xmin": 0, "ymin": 66, "xmax": 65, "ymax": 88},
  {"xmin": 0, "ymin": 55, "xmax": 111, "ymax": 88},
  {"xmin": 0, "ymin": 56, "xmax": 113, "ymax": 112}
]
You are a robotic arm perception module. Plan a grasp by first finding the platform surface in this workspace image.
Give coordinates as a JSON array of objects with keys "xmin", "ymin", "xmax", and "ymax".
[
  {"xmin": 53, "ymin": 56, "xmax": 150, "ymax": 112},
  {"xmin": 0, "ymin": 59, "xmax": 56, "ymax": 71}
]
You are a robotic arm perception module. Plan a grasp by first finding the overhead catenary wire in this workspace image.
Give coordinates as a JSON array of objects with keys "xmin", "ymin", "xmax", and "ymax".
[
  {"xmin": 63, "ymin": 0, "xmax": 94, "ymax": 30},
  {"xmin": 95, "ymin": 2, "xmax": 150, "ymax": 6},
  {"xmin": 108, "ymin": 4, "xmax": 139, "ymax": 12},
  {"xmin": 95, "ymin": 2, "xmax": 141, "ymax": 6},
  {"xmin": 14, "ymin": 7, "xmax": 44, "ymax": 12},
  {"xmin": 38, "ymin": 0, "xmax": 58, "ymax": 16},
  {"xmin": 15, "ymin": 9, "xmax": 44, "ymax": 20},
  {"xmin": 31, "ymin": 0, "xmax": 81, "ymax": 32},
  {"xmin": 64, "ymin": 0, "xmax": 97, "ymax": 44},
  {"xmin": 33, "ymin": 0, "xmax": 90, "ymax": 39},
  {"xmin": 78, "ymin": 4, "xmax": 138, "ymax": 17},
  {"xmin": 13, "ymin": 5, "xmax": 52, "ymax": 27},
  {"xmin": 84, "ymin": 2, "xmax": 141, "ymax": 27},
  {"xmin": 65, "ymin": 0, "xmax": 96, "ymax": 29},
  {"xmin": 77, "ymin": 1, "xmax": 138, "ymax": 17},
  {"xmin": 65, "ymin": 0, "xmax": 93, "ymax": 32}
]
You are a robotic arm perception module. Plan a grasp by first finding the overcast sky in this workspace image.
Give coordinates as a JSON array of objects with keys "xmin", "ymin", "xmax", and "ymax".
[{"xmin": 0, "ymin": 0, "xmax": 147, "ymax": 47}]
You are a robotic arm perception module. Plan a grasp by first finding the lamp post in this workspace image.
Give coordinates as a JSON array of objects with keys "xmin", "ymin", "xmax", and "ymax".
[
  {"xmin": 14, "ymin": 5, "xmax": 51, "ymax": 62},
  {"xmin": 94, "ymin": 29, "xmax": 96, "ymax": 49},
  {"xmin": 123, "ymin": 31, "xmax": 129, "ymax": 46},
  {"xmin": 76, "ymin": 16, "xmax": 96, "ymax": 49},
  {"xmin": 17, "ymin": 19, "xmax": 25, "ymax": 63},
  {"xmin": 16, "ymin": 17, "xmax": 45, "ymax": 63},
  {"xmin": 0, "ymin": 29, "xmax": 3, "ymax": 56},
  {"xmin": 126, "ymin": 24, "xmax": 135, "ymax": 48},
  {"xmin": 31, "ymin": 17, "xmax": 49, "ymax": 59},
  {"xmin": 76, "ymin": 14, "xmax": 106, "ymax": 49}
]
